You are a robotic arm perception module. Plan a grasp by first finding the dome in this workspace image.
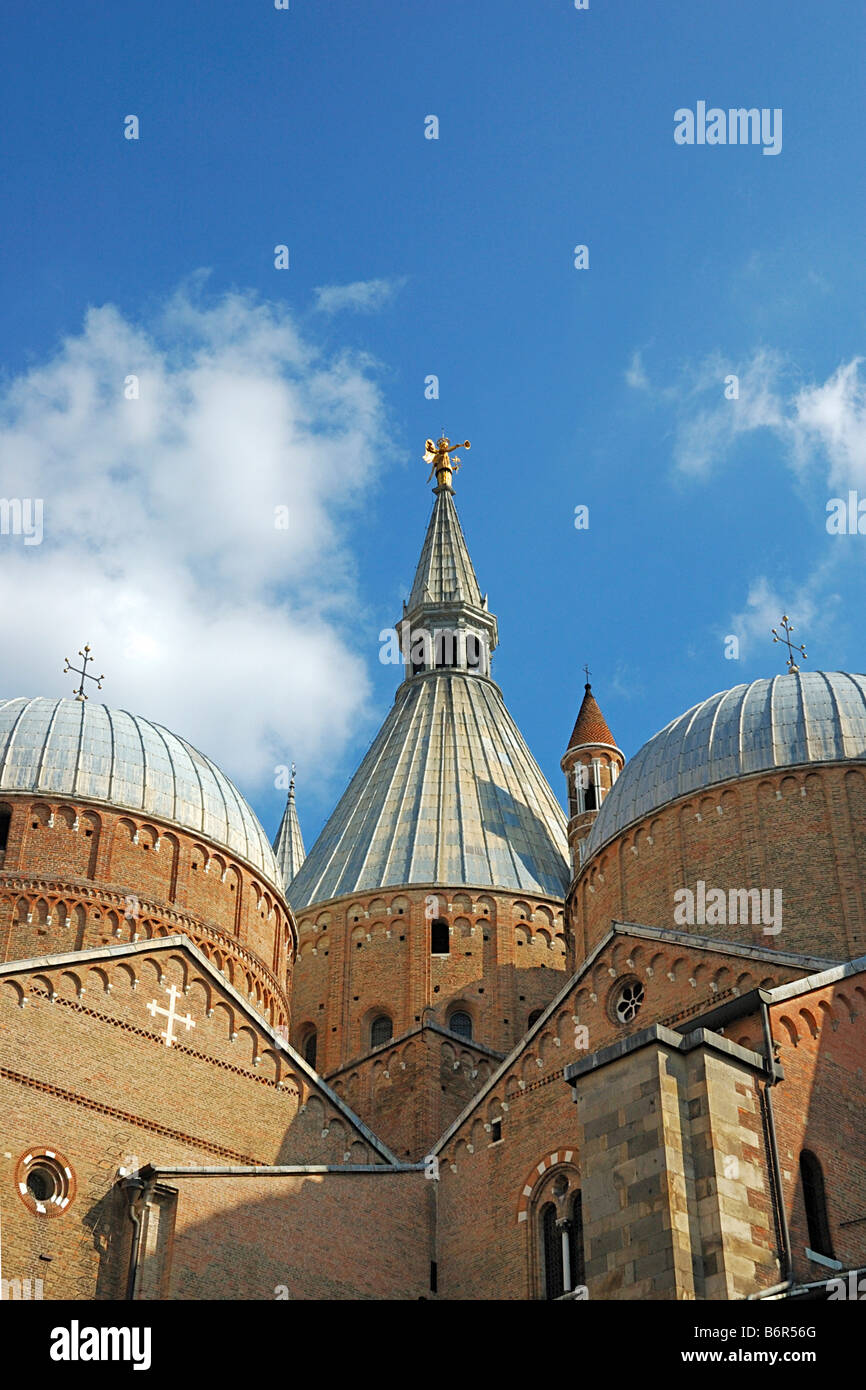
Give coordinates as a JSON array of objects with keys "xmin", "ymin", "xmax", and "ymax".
[
  {"xmin": 0, "ymin": 697, "xmax": 282, "ymax": 890},
  {"xmin": 585, "ymin": 672, "xmax": 866, "ymax": 859}
]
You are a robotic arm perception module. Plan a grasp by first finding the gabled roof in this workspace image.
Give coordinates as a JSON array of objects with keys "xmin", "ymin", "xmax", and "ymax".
[
  {"xmin": 0, "ymin": 935, "xmax": 398, "ymax": 1165},
  {"xmin": 431, "ymin": 922, "xmax": 839, "ymax": 1154}
]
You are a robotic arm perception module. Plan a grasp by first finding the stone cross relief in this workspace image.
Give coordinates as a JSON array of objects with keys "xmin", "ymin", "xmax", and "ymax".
[{"xmin": 146, "ymin": 982, "xmax": 196, "ymax": 1048}]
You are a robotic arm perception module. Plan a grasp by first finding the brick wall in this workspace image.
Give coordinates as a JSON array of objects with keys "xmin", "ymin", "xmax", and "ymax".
[
  {"xmin": 0, "ymin": 942, "xmax": 390, "ymax": 1301},
  {"xmin": 0, "ymin": 792, "xmax": 294, "ymax": 1031},
  {"xmin": 327, "ymin": 1026, "xmax": 504, "ymax": 1160},
  {"xmin": 769, "ymin": 979, "xmax": 866, "ymax": 1281},
  {"xmin": 576, "ymin": 766, "xmax": 866, "ymax": 964},
  {"xmin": 292, "ymin": 885, "xmax": 567, "ymax": 1070}
]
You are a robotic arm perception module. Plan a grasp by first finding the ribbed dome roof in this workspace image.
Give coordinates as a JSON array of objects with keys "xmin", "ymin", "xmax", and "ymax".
[
  {"xmin": 0, "ymin": 697, "xmax": 282, "ymax": 890},
  {"xmin": 586, "ymin": 672, "xmax": 866, "ymax": 859},
  {"xmin": 288, "ymin": 672, "xmax": 571, "ymax": 908}
]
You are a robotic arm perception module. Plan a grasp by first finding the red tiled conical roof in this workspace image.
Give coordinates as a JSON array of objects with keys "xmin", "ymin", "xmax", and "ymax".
[{"xmin": 566, "ymin": 684, "xmax": 618, "ymax": 752}]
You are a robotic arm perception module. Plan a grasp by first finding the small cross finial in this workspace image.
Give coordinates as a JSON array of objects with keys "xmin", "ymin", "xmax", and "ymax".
[
  {"xmin": 289, "ymin": 763, "xmax": 296, "ymax": 795},
  {"xmin": 63, "ymin": 644, "xmax": 106, "ymax": 701},
  {"xmin": 771, "ymin": 615, "xmax": 807, "ymax": 674},
  {"xmin": 583, "ymin": 663, "xmax": 592, "ymax": 686}
]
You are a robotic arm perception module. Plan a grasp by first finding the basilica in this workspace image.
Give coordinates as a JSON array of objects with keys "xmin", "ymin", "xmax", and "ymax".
[{"xmin": 1, "ymin": 443, "xmax": 864, "ymax": 1300}]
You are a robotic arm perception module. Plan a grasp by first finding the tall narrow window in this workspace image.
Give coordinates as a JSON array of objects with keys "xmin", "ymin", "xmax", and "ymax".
[
  {"xmin": 541, "ymin": 1203, "xmax": 564, "ymax": 1300},
  {"xmin": 449, "ymin": 1010, "xmax": 472, "ymax": 1040},
  {"xmin": 0, "ymin": 805, "xmax": 10, "ymax": 863},
  {"xmin": 371, "ymin": 1014, "xmax": 393, "ymax": 1048},
  {"xmin": 302, "ymin": 1030, "xmax": 317, "ymax": 1068},
  {"xmin": 430, "ymin": 919, "xmax": 450, "ymax": 955},
  {"xmin": 592, "ymin": 759, "xmax": 603, "ymax": 807},
  {"xmin": 571, "ymin": 1190, "xmax": 586, "ymax": 1289},
  {"xmin": 410, "ymin": 629, "xmax": 431, "ymax": 676},
  {"xmin": 434, "ymin": 630, "xmax": 458, "ymax": 668},
  {"xmin": 465, "ymin": 634, "xmax": 482, "ymax": 670},
  {"xmin": 800, "ymin": 1150, "xmax": 834, "ymax": 1258},
  {"xmin": 584, "ymin": 761, "xmax": 601, "ymax": 812}
]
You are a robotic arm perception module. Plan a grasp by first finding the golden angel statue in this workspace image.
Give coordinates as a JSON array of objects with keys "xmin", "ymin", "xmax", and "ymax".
[{"xmin": 423, "ymin": 435, "xmax": 471, "ymax": 489}]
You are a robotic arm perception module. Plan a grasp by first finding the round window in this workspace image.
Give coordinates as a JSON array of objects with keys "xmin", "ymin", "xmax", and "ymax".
[
  {"xmin": 15, "ymin": 1148, "xmax": 75, "ymax": 1216},
  {"xmin": 611, "ymin": 978, "xmax": 645, "ymax": 1025}
]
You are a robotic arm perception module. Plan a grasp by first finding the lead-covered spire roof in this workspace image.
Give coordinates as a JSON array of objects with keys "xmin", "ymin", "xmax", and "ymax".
[
  {"xmin": 407, "ymin": 487, "xmax": 484, "ymax": 611},
  {"xmin": 273, "ymin": 766, "xmax": 306, "ymax": 894}
]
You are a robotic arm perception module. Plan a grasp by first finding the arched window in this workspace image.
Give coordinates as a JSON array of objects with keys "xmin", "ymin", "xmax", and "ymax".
[
  {"xmin": 465, "ymin": 634, "xmax": 482, "ymax": 670},
  {"xmin": 371, "ymin": 1014, "xmax": 393, "ymax": 1048},
  {"xmin": 539, "ymin": 1179, "xmax": 584, "ymax": 1299},
  {"xmin": 302, "ymin": 1030, "xmax": 317, "ymax": 1068},
  {"xmin": 800, "ymin": 1150, "xmax": 833, "ymax": 1258},
  {"xmin": 430, "ymin": 919, "xmax": 450, "ymax": 955},
  {"xmin": 527, "ymin": 1009, "xmax": 544, "ymax": 1029},
  {"xmin": 449, "ymin": 1011, "xmax": 472, "ymax": 1040},
  {"xmin": 0, "ymin": 804, "xmax": 10, "ymax": 863}
]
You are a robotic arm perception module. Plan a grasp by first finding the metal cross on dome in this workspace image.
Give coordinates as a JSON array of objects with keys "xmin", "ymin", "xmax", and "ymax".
[
  {"xmin": 147, "ymin": 983, "xmax": 196, "ymax": 1048},
  {"xmin": 583, "ymin": 663, "xmax": 592, "ymax": 685},
  {"xmin": 771, "ymin": 615, "xmax": 808, "ymax": 674},
  {"xmin": 63, "ymin": 644, "xmax": 105, "ymax": 701}
]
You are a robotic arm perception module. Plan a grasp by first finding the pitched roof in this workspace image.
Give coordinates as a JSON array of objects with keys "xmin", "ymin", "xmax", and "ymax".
[
  {"xmin": 431, "ymin": 922, "xmax": 840, "ymax": 1155},
  {"xmin": 0, "ymin": 935, "xmax": 398, "ymax": 1164}
]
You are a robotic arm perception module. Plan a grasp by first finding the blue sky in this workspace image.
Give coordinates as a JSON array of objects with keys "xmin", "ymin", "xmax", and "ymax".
[{"xmin": 2, "ymin": 0, "xmax": 866, "ymax": 851}]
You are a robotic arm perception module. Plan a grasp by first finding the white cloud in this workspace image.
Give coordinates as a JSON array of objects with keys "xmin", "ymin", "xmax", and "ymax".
[
  {"xmin": 624, "ymin": 349, "xmax": 649, "ymax": 392},
  {"xmin": 0, "ymin": 283, "xmax": 388, "ymax": 799},
  {"xmin": 312, "ymin": 277, "xmax": 405, "ymax": 315},
  {"xmin": 791, "ymin": 357, "xmax": 866, "ymax": 490},
  {"xmin": 629, "ymin": 347, "xmax": 866, "ymax": 488},
  {"xmin": 725, "ymin": 558, "xmax": 843, "ymax": 664},
  {"xmin": 667, "ymin": 348, "xmax": 787, "ymax": 476}
]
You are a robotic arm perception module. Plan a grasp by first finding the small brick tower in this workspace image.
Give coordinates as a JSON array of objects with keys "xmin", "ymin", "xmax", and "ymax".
[{"xmin": 560, "ymin": 678, "xmax": 624, "ymax": 876}]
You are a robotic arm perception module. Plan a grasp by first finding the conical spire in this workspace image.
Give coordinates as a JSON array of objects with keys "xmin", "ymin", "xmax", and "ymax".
[
  {"xmin": 561, "ymin": 679, "xmax": 624, "ymax": 877},
  {"xmin": 407, "ymin": 488, "xmax": 484, "ymax": 611},
  {"xmin": 273, "ymin": 765, "xmax": 305, "ymax": 893},
  {"xmin": 566, "ymin": 682, "xmax": 617, "ymax": 752},
  {"xmin": 288, "ymin": 459, "xmax": 570, "ymax": 908}
]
